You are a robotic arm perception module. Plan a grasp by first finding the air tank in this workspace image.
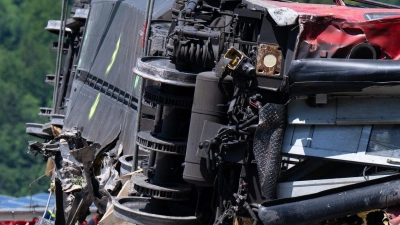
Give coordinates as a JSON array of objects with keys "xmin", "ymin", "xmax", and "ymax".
[{"xmin": 183, "ymin": 71, "xmax": 232, "ymax": 186}]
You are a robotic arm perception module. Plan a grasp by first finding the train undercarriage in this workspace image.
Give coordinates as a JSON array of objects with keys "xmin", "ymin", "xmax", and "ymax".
[{"xmin": 26, "ymin": 0, "xmax": 400, "ymax": 224}]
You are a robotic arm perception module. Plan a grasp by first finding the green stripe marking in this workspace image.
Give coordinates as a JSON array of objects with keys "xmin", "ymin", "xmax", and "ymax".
[
  {"xmin": 134, "ymin": 75, "xmax": 140, "ymax": 90},
  {"xmin": 106, "ymin": 34, "xmax": 121, "ymax": 75},
  {"xmin": 89, "ymin": 93, "xmax": 101, "ymax": 120}
]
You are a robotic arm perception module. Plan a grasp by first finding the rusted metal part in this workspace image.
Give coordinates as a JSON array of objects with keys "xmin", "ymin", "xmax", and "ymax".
[
  {"xmin": 234, "ymin": 216, "xmax": 254, "ymax": 225},
  {"xmin": 256, "ymin": 44, "xmax": 282, "ymax": 77}
]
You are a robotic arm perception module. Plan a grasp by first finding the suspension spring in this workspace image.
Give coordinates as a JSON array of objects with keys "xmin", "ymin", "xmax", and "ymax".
[{"xmin": 177, "ymin": 41, "xmax": 211, "ymax": 65}]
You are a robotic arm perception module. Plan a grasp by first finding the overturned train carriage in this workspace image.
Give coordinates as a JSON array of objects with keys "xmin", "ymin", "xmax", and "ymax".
[{"xmin": 26, "ymin": 0, "xmax": 400, "ymax": 224}]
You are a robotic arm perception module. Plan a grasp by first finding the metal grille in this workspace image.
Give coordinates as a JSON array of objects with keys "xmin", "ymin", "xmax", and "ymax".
[{"xmin": 85, "ymin": 74, "xmax": 138, "ymax": 110}]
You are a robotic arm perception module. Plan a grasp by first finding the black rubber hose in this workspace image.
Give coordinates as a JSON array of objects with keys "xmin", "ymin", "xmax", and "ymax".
[
  {"xmin": 252, "ymin": 104, "xmax": 286, "ymax": 200},
  {"xmin": 259, "ymin": 174, "xmax": 400, "ymax": 225},
  {"xmin": 288, "ymin": 59, "xmax": 400, "ymax": 95},
  {"xmin": 289, "ymin": 59, "xmax": 400, "ymax": 83}
]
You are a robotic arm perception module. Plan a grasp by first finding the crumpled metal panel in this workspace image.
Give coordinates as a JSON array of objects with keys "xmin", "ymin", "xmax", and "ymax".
[
  {"xmin": 296, "ymin": 16, "xmax": 400, "ymax": 60},
  {"xmin": 66, "ymin": 0, "xmax": 173, "ymax": 155},
  {"xmin": 245, "ymin": 0, "xmax": 400, "ymax": 60},
  {"xmin": 65, "ymin": 82, "xmax": 135, "ymax": 154},
  {"xmin": 77, "ymin": 0, "xmax": 145, "ymax": 92},
  {"xmin": 78, "ymin": 0, "xmax": 173, "ymax": 92}
]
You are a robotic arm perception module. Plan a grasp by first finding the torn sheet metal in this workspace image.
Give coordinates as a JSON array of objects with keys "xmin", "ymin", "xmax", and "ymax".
[
  {"xmin": 46, "ymin": 129, "xmax": 123, "ymax": 223},
  {"xmin": 296, "ymin": 16, "xmax": 400, "ymax": 60},
  {"xmin": 246, "ymin": 0, "xmax": 400, "ymax": 60}
]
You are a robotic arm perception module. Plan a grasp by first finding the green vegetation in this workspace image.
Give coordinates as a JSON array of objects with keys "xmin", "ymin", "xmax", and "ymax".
[{"xmin": 0, "ymin": 0, "xmax": 61, "ymax": 196}]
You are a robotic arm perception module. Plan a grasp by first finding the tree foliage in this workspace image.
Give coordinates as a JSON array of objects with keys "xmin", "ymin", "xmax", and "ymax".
[{"xmin": 0, "ymin": 0, "xmax": 61, "ymax": 196}]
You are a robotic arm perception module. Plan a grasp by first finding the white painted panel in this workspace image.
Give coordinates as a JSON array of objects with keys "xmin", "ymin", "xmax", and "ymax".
[
  {"xmin": 337, "ymin": 98, "xmax": 400, "ymax": 124},
  {"xmin": 291, "ymin": 125, "xmax": 311, "ymax": 147},
  {"xmin": 277, "ymin": 175, "xmax": 390, "ymax": 198},
  {"xmin": 311, "ymin": 125, "xmax": 363, "ymax": 153},
  {"xmin": 282, "ymin": 144, "xmax": 400, "ymax": 168},
  {"xmin": 288, "ymin": 99, "xmax": 336, "ymax": 124},
  {"xmin": 288, "ymin": 97, "xmax": 400, "ymax": 125}
]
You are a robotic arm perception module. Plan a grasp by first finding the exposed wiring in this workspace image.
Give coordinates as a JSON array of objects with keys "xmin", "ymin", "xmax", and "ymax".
[{"xmin": 363, "ymin": 165, "xmax": 372, "ymax": 181}]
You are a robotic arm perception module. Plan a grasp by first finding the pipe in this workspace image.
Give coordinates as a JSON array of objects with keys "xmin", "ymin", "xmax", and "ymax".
[
  {"xmin": 179, "ymin": 29, "xmax": 220, "ymax": 39},
  {"xmin": 289, "ymin": 59, "xmax": 400, "ymax": 83},
  {"xmin": 42, "ymin": 191, "xmax": 52, "ymax": 218},
  {"xmin": 132, "ymin": 0, "xmax": 155, "ymax": 171},
  {"xmin": 65, "ymin": 49, "xmax": 78, "ymax": 100},
  {"xmin": 153, "ymin": 105, "xmax": 164, "ymax": 133},
  {"xmin": 243, "ymin": 202, "xmax": 258, "ymax": 225},
  {"xmin": 347, "ymin": 43, "xmax": 376, "ymax": 59},
  {"xmin": 143, "ymin": 0, "xmax": 155, "ymax": 56},
  {"xmin": 185, "ymin": 0, "xmax": 200, "ymax": 16},
  {"xmin": 287, "ymin": 59, "xmax": 400, "ymax": 95},
  {"xmin": 56, "ymin": 38, "xmax": 74, "ymax": 113},
  {"xmin": 258, "ymin": 174, "xmax": 400, "ymax": 225},
  {"xmin": 53, "ymin": 0, "xmax": 69, "ymax": 114}
]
